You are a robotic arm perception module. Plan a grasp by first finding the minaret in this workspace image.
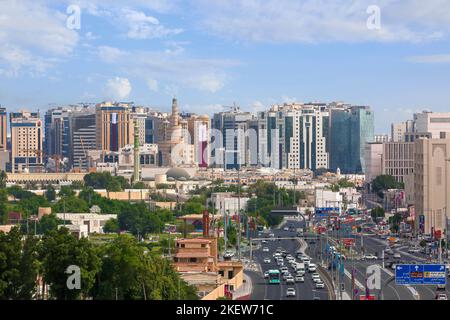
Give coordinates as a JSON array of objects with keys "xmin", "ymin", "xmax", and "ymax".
[
  {"xmin": 170, "ymin": 97, "xmax": 179, "ymax": 127},
  {"xmin": 133, "ymin": 119, "xmax": 140, "ymax": 184}
]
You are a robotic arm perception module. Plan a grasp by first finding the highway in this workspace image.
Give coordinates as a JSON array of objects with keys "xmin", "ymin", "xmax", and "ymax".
[{"xmin": 246, "ymin": 218, "xmax": 330, "ymax": 300}]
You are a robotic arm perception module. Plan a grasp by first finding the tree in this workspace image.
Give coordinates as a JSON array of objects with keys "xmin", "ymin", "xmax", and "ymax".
[
  {"xmin": 36, "ymin": 214, "xmax": 63, "ymax": 235},
  {"xmin": 0, "ymin": 170, "xmax": 7, "ymax": 188},
  {"xmin": 0, "ymin": 189, "xmax": 8, "ymax": 224},
  {"xmin": 17, "ymin": 236, "xmax": 40, "ymax": 299},
  {"xmin": 103, "ymin": 218, "xmax": 120, "ymax": 233},
  {"xmin": 372, "ymin": 175, "xmax": 404, "ymax": 196},
  {"xmin": 45, "ymin": 185, "xmax": 56, "ymax": 202},
  {"xmin": 0, "ymin": 227, "xmax": 22, "ymax": 299},
  {"xmin": 59, "ymin": 186, "xmax": 76, "ymax": 198},
  {"xmin": 52, "ymin": 196, "xmax": 89, "ymax": 213},
  {"xmin": 371, "ymin": 207, "xmax": 385, "ymax": 220},
  {"xmin": 132, "ymin": 182, "xmax": 146, "ymax": 189},
  {"xmin": 83, "ymin": 172, "xmax": 130, "ymax": 192},
  {"xmin": 92, "ymin": 235, "xmax": 198, "ymax": 300},
  {"xmin": 40, "ymin": 228, "xmax": 101, "ymax": 300}
]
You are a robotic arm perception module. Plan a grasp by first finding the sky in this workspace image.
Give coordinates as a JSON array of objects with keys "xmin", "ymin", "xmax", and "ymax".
[{"xmin": 1, "ymin": 0, "xmax": 450, "ymax": 133}]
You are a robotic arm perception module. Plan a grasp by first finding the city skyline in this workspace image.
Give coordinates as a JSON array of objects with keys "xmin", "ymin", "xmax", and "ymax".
[{"xmin": 2, "ymin": 1, "xmax": 450, "ymax": 133}]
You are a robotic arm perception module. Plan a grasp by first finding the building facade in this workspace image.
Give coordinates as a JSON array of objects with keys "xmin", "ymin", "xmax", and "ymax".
[
  {"xmin": 329, "ymin": 105, "xmax": 374, "ymax": 174},
  {"xmin": 414, "ymin": 136, "xmax": 450, "ymax": 234},
  {"xmin": 382, "ymin": 142, "xmax": 414, "ymax": 184},
  {"xmin": 0, "ymin": 107, "xmax": 6, "ymax": 151},
  {"xmin": 10, "ymin": 111, "xmax": 43, "ymax": 173},
  {"xmin": 96, "ymin": 102, "xmax": 134, "ymax": 152},
  {"xmin": 364, "ymin": 142, "xmax": 383, "ymax": 183}
]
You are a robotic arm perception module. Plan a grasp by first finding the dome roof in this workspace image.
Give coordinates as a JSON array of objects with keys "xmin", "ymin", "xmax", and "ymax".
[{"xmin": 166, "ymin": 167, "xmax": 191, "ymax": 180}]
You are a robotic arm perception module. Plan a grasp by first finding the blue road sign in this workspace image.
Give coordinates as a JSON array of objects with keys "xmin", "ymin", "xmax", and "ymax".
[{"xmin": 395, "ymin": 264, "xmax": 446, "ymax": 285}]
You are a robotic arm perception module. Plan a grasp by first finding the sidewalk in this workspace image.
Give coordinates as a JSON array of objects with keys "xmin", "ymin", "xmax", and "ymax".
[{"xmin": 233, "ymin": 272, "xmax": 253, "ymax": 300}]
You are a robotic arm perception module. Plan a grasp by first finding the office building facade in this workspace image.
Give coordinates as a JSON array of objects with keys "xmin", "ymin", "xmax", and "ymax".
[
  {"xmin": 10, "ymin": 111, "xmax": 43, "ymax": 173},
  {"xmin": 329, "ymin": 105, "xmax": 374, "ymax": 173}
]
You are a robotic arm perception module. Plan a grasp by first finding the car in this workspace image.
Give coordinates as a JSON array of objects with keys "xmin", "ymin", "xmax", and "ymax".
[
  {"xmin": 394, "ymin": 253, "xmax": 401, "ymax": 259},
  {"xmin": 286, "ymin": 288, "xmax": 296, "ymax": 297},
  {"xmin": 308, "ymin": 263, "xmax": 317, "ymax": 272},
  {"xmin": 315, "ymin": 281, "xmax": 325, "ymax": 289},
  {"xmin": 283, "ymin": 227, "xmax": 289, "ymax": 231},
  {"xmin": 283, "ymin": 272, "xmax": 292, "ymax": 280},
  {"xmin": 262, "ymin": 247, "xmax": 270, "ymax": 252},
  {"xmin": 264, "ymin": 258, "xmax": 271, "ymax": 264},
  {"xmin": 304, "ymin": 260, "xmax": 311, "ymax": 267},
  {"xmin": 269, "ymin": 233, "xmax": 275, "ymax": 238},
  {"xmin": 437, "ymin": 293, "xmax": 448, "ymax": 300},
  {"xmin": 312, "ymin": 274, "xmax": 321, "ymax": 283},
  {"xmin": 262, "ymin": 240, "xmax": 268, "ymax": 244},
  {"xmin": 280, "ymin": 267, "xmax": 288, "ymax": 273},
  {"xmin": 362, "ymin": 254, "xmax": 378, "ymax": 260},
  {"xmin": 295, "ymin": 275, "xmax": 305, "ymax": 283},
  {"xmin": 264, "ymin": 271, "xmax": 269, "ymax": 279},
  {"xmin": 286, "ymin": 276, "xmax": 295, "ymax": 284}
]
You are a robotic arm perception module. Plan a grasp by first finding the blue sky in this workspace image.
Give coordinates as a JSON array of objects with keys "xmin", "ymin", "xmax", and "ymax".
[{"xmin": 1, "ymin": 0, "xmax": 450, "ymax": 133}]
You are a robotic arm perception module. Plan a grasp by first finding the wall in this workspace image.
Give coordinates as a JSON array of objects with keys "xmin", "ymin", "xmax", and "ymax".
[{"xmin": 201, "ymin": 270, "xmax": 244, "ymax": 300}]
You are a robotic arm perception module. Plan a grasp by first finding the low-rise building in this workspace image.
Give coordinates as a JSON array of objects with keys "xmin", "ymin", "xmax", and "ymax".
[{"xmin": 56, "ymin": 213, "xmax": 117, "ymax": 234}]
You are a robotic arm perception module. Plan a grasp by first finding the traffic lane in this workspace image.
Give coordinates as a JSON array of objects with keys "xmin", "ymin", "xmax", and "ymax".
[
  {"xmin": 269, "ymin": 221, "xmax": 326, "ymax": 300},
  {"xmin": 246, "ymin": 270, "xmax": 267, "ymax": 300},
  {"xmin": 362, "ymin": 236, "xmax": 443, "ymax": 300}
]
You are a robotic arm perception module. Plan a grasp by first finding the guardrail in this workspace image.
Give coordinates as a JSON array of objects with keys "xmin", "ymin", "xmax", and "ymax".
[{"xmin": 317, "ymin": 264, "xmax": 336, "ymax": 300}]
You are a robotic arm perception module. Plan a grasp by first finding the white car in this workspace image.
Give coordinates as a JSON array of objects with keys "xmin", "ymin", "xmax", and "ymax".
[
  {"xmin": 286, "ymin": 288, "xmax": 296, "ymax": 297},
  {"xmin": 264, "ymin": 271, "xmax": 269, "ymax": 279},
  {"xmin": 295, "ymin": 275, "xmax": 305, "ymax": 283},
  {"xmin": 280, "ymin": 267, "xmax": 288, "ymax": 273},
  {"xmin": 264, "ymin": 258, "xmax": 271, "ymax": 264},
  {"xmin": 262, "ymin": 247, "xmax": 270, "ymax": 252},
  {"xmin": 283, "ymin": 227, "xmax": 289, "ymax": 231},
  {"xmin": 315, "ymin": 281, "xmax": 325, "ymax": 289},
  {"xmin": 286, "ymin": 276, "xmax": 295, "ymax": 284},
  {"xmin": 308, "ymin": 264, "xmax": 317, "ymax": 272},
  {"xmin": 362, "ymin": 254, "xmax": 378, "ymax": 260},
  {"xmin": 311, "ymin": 273, "xmax": 321, "ymax": 282}
]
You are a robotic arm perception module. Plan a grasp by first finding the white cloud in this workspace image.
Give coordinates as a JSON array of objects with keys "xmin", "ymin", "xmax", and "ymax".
[
  {"xmin": 0, "ymin": 0, "xmax": 79, "ymax": 76},
  {"xmin": 194, "ymin": 0, "xmax": 450, "ymax": 43},
  {"xmin": 146, "ymin": 79, "xmax": 159, "ymax": 92},
  {"xmin": 122, "ymin": 8, "xmax": 183, "ymax": 39},
  {"xmin": 406, "ymin": 54, "xmax": 450, "ymax": 64},
  {"xmin": 105, "ymin": 77, "xmax": 132, "ymax": 100},
  {"xmin": 97, "ymin": 46, "xmax": 126, "ymax": 63}
]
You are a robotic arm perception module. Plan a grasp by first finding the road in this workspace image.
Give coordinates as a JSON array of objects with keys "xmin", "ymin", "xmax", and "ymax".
[
  {"xmin": 246, "ymin": 218, "xmax": 330, "ymax": 300},
  {"xmin": 313, "ymin": 223, "xmax": 450, "ymax": 300}
]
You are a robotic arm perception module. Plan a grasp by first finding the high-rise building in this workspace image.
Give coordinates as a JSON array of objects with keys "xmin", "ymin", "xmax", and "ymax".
[
  {"xmin": 10, "ymin": 111, "xmax": 43, "ymax": 173},
  {"xmin": 257, "ymin": 103, "xmax": 329, "ymax": 171},
  {"xmin": 212, "ymin": 105, "xmax": 254, "ymax": 169},
  {"xmin": 96, "ymin": 102, "xmax": 134, "ymax": 152},
  {"xmin": 364, "ymin": 142, "xmax": 383, "ymax": 183},
  {"xmin": 0, "ymin": 107, "xmax": 6, "ymax": 151},
  {"xmin": 382, "ymin": 142, "xmax": 414, "ymax": 184},
  {"xmin": 187, "ymin": 114, "xmax": 210, "ymax": 168},
  {"xmin": 413, "ymin": 111, "xmax": 450, "ymax": 139},
  {"xmin": 329, "ymin": 105, "xmax": 374, "ymax": 173},
  {"xmin": 71, "ymin": 111, "xmax": 96, "ymax": 170},
  {"xmin": 414, "ymin": 136, "xmax": 450, "ymax": 234}
]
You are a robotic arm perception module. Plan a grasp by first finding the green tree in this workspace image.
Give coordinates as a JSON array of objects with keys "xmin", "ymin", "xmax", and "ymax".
[
  {"xmin": 45, "ymin": 185, "xmax": 56, "ymax": 202},
  {"xmin": 36, "ymin": 214, "xmax": 63, "ymax": 235},
  {"xmin": 52, "ymin": 196, "xmax": 89, "ymax": 213},
  {"xmin": 93, "ymin": 235, "xmax": 197, "ymax": 300},
  {"xmin": 103, "ymin": 218, "xmax": 120, "ymax": 233},
  {"xmin": 0, "ymin": 189, "xmax": 8, "ymax": 224},
  {"xmin": 59, "ymin": 186, "xmax": 76, "ymax": 198},
  {"xmin": 0, "ymin": 227, "xmax": 22, "ymax": 299},
  {"xmin": 17, "ymin": 236, "xmax": 40, "ymax": 299},
  {"xmin": 0, "ymin": 170, "xmax": 7, "ymax": 188},
  {"xmin": 372, "ymin": 175, "xmax": 404, "ymax": 197},
  {"xmin": 371, "ymin": 207, "xmax": 385, "ymax": 220},
  {"xmin": 40, "ymin": 228, "xmax": 101, "ymax": 300}
]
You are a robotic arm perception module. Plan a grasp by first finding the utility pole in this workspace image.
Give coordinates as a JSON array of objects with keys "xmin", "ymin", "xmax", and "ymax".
[{"xmin": 237, "ymin": 165, "xmax": 241, "ymax": 261}]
